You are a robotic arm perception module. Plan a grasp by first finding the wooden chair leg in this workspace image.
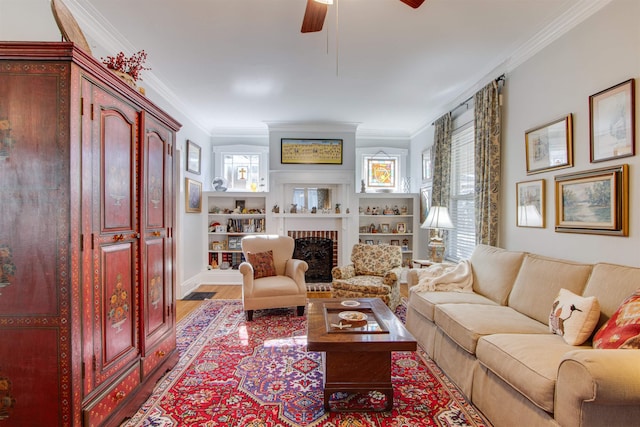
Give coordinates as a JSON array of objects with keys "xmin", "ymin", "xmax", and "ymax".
[
  {"xmin": 297, "ymin": 306, "xmax": 305, "ymax": 316},
  {"xmin": 246, "ymin": 310, "xmax": 254, "ymax": 321}
]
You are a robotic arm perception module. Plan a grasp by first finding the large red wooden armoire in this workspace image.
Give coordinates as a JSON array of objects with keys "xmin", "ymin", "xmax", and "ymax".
[{"xmin": 0, "ymin": 42, "xmax": 181, "ymax": 426}]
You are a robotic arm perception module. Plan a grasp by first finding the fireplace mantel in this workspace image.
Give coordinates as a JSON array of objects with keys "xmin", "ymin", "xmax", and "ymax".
[{"xmin": 267, "ymin": 170, "xmax": 358, "ymax": 267}]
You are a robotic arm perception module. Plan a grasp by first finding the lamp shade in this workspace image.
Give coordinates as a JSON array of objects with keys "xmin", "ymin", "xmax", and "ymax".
[
  {"xmin": 314, "ymin": 0, "xmax": 333, "ymax": 3},
  {"xmin": 421, "ymin": 206, "xmax": 454, "ymax": 230}
]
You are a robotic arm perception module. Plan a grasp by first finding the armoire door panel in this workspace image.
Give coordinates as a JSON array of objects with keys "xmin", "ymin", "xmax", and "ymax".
[
  {"xmin": 101, "ymin": 109, "xmax": 136, "ymax": 232},
  {"xmin": 100, "ymin": 242, "xmax": 137, "ymax": 367},
  {"xmin": 145, "ymin": 238, "xmax": 166, "ymax": 338},
  {"xmin": 140, "ymin": 115, "xmax": 175, "ymax": 353},
  {"xmin": 145, "ymin": 130, "xmax": 166, "ymax": 229}
]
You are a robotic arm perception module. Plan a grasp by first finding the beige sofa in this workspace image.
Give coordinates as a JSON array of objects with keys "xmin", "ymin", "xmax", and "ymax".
[{"xmin": 406, "ymin": 244, "xmax": 640, "ymax": 427}]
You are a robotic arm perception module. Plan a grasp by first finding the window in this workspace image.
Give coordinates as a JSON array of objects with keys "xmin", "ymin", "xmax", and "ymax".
[
  {"xmin": 212, "ymin": 145, "xmax": 268, "ymax": 192},
  {"xmin": 223, "ymin": 154, "xmax": 261, "ymax": 191},
  {"xmin": 356, "ymin": 148, "xmax": 408, "ymax": 193},
  {"xmin": 447, "ymin": 122, "xmax": 475, "ymax": 261}
]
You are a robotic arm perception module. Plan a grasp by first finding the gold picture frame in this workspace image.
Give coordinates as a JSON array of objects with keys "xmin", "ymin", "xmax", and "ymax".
[
  {"xmin": 589, "ymin": 79, "xmax": 636, "ymax": 163},
  {"xmin": 516, "ymin": 179, "xmax": 545, "ymax": 228},
  {"xmin": 555, "ymin": 164, "xmax": 628, "ymax": 236},
  {"xmin": 185, "ymin": 178, "xmax": 202, "ymax": 213},
  {"xmin": 525, "ymin": 114, "xmax": 573, "ymax": 174},
  {"xmin": 281, "ymin": 138, "xmax": 343, "ymax": 164}
]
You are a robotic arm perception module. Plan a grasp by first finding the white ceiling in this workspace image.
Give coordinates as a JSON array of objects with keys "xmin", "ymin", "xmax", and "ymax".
[{"xmin": 7, "ymin": 0, "xmax": 611, "ymax": 137}]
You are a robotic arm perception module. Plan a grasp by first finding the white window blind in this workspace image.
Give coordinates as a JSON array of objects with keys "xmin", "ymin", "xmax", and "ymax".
[{"xmin": 447, "ymin": 123, "xmax": 475, "ymax": 261}]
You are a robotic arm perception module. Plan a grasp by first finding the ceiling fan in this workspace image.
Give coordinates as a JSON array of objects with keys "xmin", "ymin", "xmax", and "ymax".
[{"xmin": 301, "ymin": 0, "xmax": 426, "ymax": 33}]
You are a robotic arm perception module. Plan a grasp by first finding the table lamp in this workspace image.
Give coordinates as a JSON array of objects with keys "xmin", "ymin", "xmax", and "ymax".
[{"xmin": 421, "ymin": 206, "xmax": 454, "ymax": 263}]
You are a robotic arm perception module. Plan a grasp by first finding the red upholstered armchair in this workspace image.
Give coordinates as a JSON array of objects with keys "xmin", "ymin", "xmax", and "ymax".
[{"xmin": 238, "ymin": 235, "xmax": 308, "ymax": 321}]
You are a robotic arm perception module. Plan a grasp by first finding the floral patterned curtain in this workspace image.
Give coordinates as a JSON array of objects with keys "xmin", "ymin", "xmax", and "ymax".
[
  {"xmin": 474, "ymin": 79, "xmax": 503, "ymax": 246},
  {"xmin": 431, "ymin": 113, "xmax": 452, "ymax": 207}
]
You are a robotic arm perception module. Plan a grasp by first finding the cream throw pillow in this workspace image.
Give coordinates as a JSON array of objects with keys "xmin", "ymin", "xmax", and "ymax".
[{"xmin": 549, "ymin": 288, "xmax": 600, "ymax": 345}]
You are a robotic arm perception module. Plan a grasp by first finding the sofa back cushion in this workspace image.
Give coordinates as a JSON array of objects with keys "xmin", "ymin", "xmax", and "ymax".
[
  {"xmin": 470, "ymin": 244, "xmax": 526, "ymax": 305},
  {"xmin": 582, "ymin": 263, "xmax": 640, "ymax": 330},
  {"xmin": 351, "ymin": 243, "xmax": 402, "ymax": 276},
  {"xmin": 508, "ymin": 254, "xmax": 592, "ymax": 324}
]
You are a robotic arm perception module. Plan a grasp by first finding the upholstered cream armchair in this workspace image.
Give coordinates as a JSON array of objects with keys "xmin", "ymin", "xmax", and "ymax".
[
  {"xmin": 331, "ymin": 243, "xmax": 403, "ymax": 311},
  {"xmin": 239, "ymin": 235, "xmax": 309, "ymax": 321}
]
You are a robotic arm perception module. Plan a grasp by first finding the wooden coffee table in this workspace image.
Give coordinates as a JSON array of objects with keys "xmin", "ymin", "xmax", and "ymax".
[{"xmin": 306, "ymin": 298, "xmax": 417, "ymax": 411}]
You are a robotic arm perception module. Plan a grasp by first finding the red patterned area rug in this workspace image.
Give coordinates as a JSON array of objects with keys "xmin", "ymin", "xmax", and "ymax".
[{"xmin": 123, "ymin": 300, "xmax": 491, "ymax": 427}]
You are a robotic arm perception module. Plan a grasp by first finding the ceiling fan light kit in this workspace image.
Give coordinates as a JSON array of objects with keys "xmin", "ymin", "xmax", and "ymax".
[{"xmin": 302, "ymin": 0, "xmax": 425, "ymax": 33}]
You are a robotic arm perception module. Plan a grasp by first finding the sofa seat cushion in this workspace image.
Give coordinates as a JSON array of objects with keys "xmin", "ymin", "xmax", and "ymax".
[
  {"xmin": 435, "ymin": 303, "xmax": 549, "ymax": 354},
  {"xmin": 477, "ymin": 333, "xmax": 591, "ymax": 413},
  {"xmin": 408, "ymin": 290, "xmax": 497, "ymax": 322}
]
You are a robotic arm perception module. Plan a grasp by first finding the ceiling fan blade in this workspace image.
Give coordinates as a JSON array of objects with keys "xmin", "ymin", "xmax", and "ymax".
[
  {"xmin": 301, "ymin": 0, "xmax": 328, "ymax": 33},
  {"xmin": 399, "ymin": 0, "xmax": 426, "ymax": 8}
]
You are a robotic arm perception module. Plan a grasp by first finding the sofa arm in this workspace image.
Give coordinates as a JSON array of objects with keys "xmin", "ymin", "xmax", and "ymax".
[
  {"xmin": 332, "ymin": 264, "xmax": 355, "ymax": 280},
  {"xmin": 406, "ymin": 268, "xmax": 419, "ymax": 288},
  {"xmin": 555, "ymin": 349, "xmax": 640, "ymax": 427},
  {"xmin": 383, "ymin": 266, "xmax": 403, "ymax": 286}
]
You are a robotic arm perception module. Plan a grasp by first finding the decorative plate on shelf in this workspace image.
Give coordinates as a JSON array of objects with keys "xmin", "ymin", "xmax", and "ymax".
[{"xmin": 50, "ymin": 0, "xmax": 92, "ymax": 55}]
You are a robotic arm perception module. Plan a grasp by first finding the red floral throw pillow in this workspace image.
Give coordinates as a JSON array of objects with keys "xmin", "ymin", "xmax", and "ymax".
[
  {"xmin": 593, "ymin": 289, "xmax": 640, "ymax": 349},
  {"xmin": 247, "ymin": 250, "xmax": 277, "ymax": 280}
]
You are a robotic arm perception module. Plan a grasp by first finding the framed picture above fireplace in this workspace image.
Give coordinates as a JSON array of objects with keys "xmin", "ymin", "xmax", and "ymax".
[{"xmin": 281, "ymin": 138, "xmax": 343, "ymax": 164}]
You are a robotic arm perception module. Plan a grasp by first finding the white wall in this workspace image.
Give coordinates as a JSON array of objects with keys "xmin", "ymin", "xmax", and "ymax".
[
  {"xmin": 502, "ymin": 0, "xmax": 640, "ymax": 265},
  {"xmin": 409, "ymin": 0, "xmax": 640, "ymax": 266}
]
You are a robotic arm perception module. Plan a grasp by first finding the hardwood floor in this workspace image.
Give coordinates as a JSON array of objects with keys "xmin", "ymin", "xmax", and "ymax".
[{"xmin": 176, "ymin": 283, "xmax": 410, "ymax": 323}]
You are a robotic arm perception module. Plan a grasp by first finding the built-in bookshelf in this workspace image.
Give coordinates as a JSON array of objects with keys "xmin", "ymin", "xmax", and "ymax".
[
  {"xmin": 205, "ymin": 193, "xmax": 267, "ymax": 277},
  {"xmin": 357, "ymin": 193, "xmax": 420, "ymax": 268}
]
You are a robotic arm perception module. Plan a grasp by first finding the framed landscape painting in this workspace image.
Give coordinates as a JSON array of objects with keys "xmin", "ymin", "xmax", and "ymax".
[{"xmin": 554, "ymin": 164, "xmax": 628, "ymax": 236}]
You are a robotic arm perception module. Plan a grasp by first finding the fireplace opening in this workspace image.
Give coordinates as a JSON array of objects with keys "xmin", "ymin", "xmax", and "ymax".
[{"xmin": 293, "ymin": 237, "xmax": 333, "ymax": 283}]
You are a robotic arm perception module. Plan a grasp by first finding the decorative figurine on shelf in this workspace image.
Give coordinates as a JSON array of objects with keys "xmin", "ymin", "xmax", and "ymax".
[
  {"xmin": 290, "ymin": 204, "xmax": 297, "ymax": 213},
  {"xmin": 346, "ymin": 208, "xmax": 350, "ymax": 214},
  {"xmin": 272, "ymin": 204, "xmax": 279, "ymax": 213},
  {"xmin": 366, "ymin": 206, "xmax": 371, "ymax": 215},
  {"xmin": 335, "ymin": 203, "xmax": 341, "ymax": 214},
  {"xmin": 311, "ymin": 207, "xmax": 317, "ymax": 214},
  {"xmin": 360, "ymin": 179, "xmax": 366, "ymax": 193}
]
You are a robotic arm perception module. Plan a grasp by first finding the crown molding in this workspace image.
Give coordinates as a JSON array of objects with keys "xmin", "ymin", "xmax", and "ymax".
[
  {"xmin": 64, "ymin": 0, "xmax": 213, "ymax": 136},
  {"xmin": 506, "ymin": 0, "xmax": 613, "ymax": 72},
  {"xmin": 265, "ymin": 121, "xmax": 360, "ymax": 133}
]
